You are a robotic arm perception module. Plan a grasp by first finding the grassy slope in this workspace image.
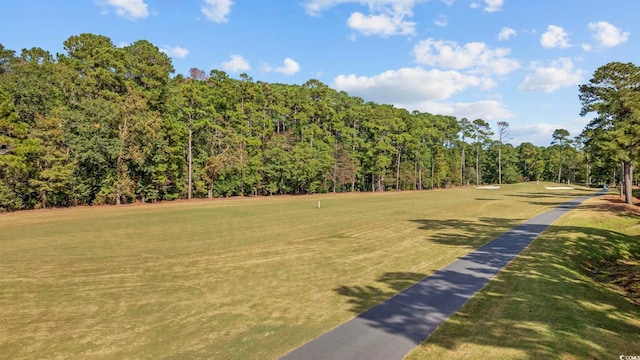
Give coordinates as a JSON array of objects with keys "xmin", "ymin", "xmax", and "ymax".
[
  {"xmin": 406, "ymin": 193, "xmax": 640, "ymax": 360},
  {"xmin": 0, "ymin": 183, "xmax": 612, "ymax": 359}
]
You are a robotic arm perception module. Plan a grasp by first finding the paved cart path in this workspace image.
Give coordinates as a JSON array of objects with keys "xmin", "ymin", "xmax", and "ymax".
[{"xmin": 281, "ymin": 192, "xmax": 603, "ymax": 360}]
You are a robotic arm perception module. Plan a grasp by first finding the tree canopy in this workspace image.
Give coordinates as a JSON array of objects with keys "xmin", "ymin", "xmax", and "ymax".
[
  {"xmin": 579, "ymin": 62, "xmax": 640, "ymax": 204},
  {"xmin": 0, "ymin": 34, "xmax": 637, "ymax": 211}
]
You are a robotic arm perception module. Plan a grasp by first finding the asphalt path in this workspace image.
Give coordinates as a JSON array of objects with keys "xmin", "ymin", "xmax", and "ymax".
[{"xmin": 281, "ymin": 192, "xmax": 603, "ymax": 360}]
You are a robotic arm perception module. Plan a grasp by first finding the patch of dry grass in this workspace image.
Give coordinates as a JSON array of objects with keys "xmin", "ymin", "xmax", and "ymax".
[{"xmin": 0, "ymin": 183, "xmax": 596, "ymax": 359}]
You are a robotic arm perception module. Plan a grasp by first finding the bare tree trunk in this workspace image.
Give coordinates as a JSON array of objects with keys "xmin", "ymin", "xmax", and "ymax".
[
  {"xmin": 498, "ymin": 144, "xmax": 502, "ymax": 185},
  {"xmin": 188, "ymin": 124, "xmax": 193, "ymax": 200},
  {"xmin": 586, "ymin": 155, "xmax": 591, "ymax": 187},
  {"xmin": 332, "ymin": 162, "xmax": 337, "ymax": 193},
  {"xmin": 116, "ymin": 117, "xmax": 128, "ymax": 205},
  {"xmin": 497, "ymin": 121, "xmax": 509, "ymax": 185},
  {"xmin": 413, "ymin": 161, "xmax": 418, "ymax": 190},
  {"xmin": 395, "ymin": 150, "xmax": 401, "ymax": 191},
  {"xmin": 623, "ymin": 161, "xmax": 633, "ymax": 204},
  {"xmin": 476, "ymin": 146, "xmax": 480, "ymax": 185},
  {"xmin": 460, "ymin": 147, "xmax": 465, "ymax": 188},
  {"xmin": 557, "ymin": 162, "xmax": 562, "ymax": 183},
  {"xmin": 431, "ymin": 161, "xmax": 435, "ymax": 189},
  {"xmin": 351, "ymin": 160, "xmax": 356, "ymax": 192},
  {"xmin": 239, "ymin": 141, "xmax": 245, "ymax": 196},
  {"xmin": 332, "ymin": 140, "xmax": 338, "ymax": 193},
  {"xmin": 618, "ymin": 162, "xmax": 623, "ymax": 198}
]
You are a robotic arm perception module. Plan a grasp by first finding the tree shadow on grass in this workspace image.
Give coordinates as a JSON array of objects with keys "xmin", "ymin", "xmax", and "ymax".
[
  {"xmin": 332, "ymin": 217, "xmax": 555, "ymax": 349},
  {"xmin": 407, "ymin": 224, "xmax": 640, "ymax": 359},
  {"xmin": 335, "ymin": 272, "xmax": 428, "ymax": 314},
  {"xmin": 503, "ymin": 195, "xmax": 576, "ymax": 208},
  {"xmin": 335, "ymin": 268, "xmax": 514, "ymax": 347},
  {"xmin": 504, "ymin": 189, "xmax": 598, "ymax": 208},
  {"xmin": 334, "ymin": 198, "xmax": 640, "ymax": 359},
  {"xmin": 578, "ymin": 194, "xmax": 640, "ymax": 218},
  {"xmin": 335, "ymin": 224, "xmax": 640, "ymax": 359},
  {"xmin": 409, "ymin": 217, "xmax": 523, "ymax": 248},
  {"xmin": 506, "ymin": 191, "xmax": 590, "ymax": 198}
]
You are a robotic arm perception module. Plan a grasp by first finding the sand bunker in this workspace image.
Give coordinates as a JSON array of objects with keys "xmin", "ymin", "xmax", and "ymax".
[
  {"xmin": 477, "ymin": 185, "xmax": 501, "ymax": 189},
  {"xmin": 545, "ymin": 186, "xmax": 574, "ymax": 190}
]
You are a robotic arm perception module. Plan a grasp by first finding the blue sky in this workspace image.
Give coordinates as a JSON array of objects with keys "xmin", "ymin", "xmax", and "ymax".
[{"xmin": 1, "ymin": 1, "xmax": 638, "ymax": 146}]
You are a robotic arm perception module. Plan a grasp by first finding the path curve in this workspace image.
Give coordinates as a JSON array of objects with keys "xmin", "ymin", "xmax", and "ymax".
[{"xmin": 281, "ymin": 191, "xmax": 603, "ymax": 360}]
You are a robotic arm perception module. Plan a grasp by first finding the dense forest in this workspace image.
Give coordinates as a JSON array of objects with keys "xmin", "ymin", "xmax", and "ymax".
[{"xmin": 0, "ymin": 33, "xmax": 637, "ymax": 210}]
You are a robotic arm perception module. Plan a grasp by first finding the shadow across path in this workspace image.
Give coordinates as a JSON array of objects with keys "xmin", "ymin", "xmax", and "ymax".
[{"xmin": 280, "ymin": 192, "xmax": 604, "ymax": 360}]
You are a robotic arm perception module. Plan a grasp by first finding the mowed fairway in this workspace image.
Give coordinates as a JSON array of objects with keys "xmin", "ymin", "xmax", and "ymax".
[{"xmin": 0, "ymin": 183, "xmax": 596, "ymax": 359}]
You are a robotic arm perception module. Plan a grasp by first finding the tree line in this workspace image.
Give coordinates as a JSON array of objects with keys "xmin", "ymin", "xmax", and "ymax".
[{"xmin": 0, "ymin": 33, "xmax": 637, "ymax": 210}]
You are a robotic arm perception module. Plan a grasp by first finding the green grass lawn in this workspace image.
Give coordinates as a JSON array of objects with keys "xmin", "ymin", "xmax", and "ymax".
[
  {"xmin": 406, "ymin": 192, "xmax": 640, "ymax": 360},
  {"xmin": 0, "ymin": 183, "xmax": 628, "ymax": 359}
]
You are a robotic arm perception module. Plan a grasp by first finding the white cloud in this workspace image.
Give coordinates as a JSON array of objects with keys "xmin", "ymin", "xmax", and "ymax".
[
  {"xmin": 303, "ymin": 0, "xmax": 421, "ymax": 36},
  {"xmin": 540, "ymin": 25, "xmax": 571, "ymax": 49},
  {"xmin": 160, "ymin": 46, "xmax": 189, "ymax": 59},
  {"xmin": 275, "ymin": 58, "xmax": 301, "ymax": 76},
  {"xmin": 510, "ymin": 123, "xmax": 558, "ymax": 145},
  {"xmin": 261, "ymin": 58, "xmax": 301, "ymax": 75},
  {"xmin": 470, "ymin": 0, "xmax": 504, "ymax": 12},
  {"xmin": 332, "ymin": 67, "xmax": 493, "ymax": 104},
  {"xmin": 202, "ymin": 0, "xmax": 233, "ymax": 23},
  {"xmin": 519, "ymin": 58, "xmax": 584, "ymax": 93},
  {"xmin": 347, "ymin": 12, "xmax": 415, "ymax": 36},
  {"xmin": 100, "ymin": 0, "xmax": 149, "ymax": 19},
  {"xmin": 434, "ymin": 14, "xmax": 448, "ymax": 27},
  {"xmin": 588, "ymin": 21, "xmax": 630, "ymax": 47},
  {"xmin": 498, "ymin": 27, "xmax": 516, "ymax": 41},
  {"xmin": 413, "ymin": 38, "xmax": 520, "ymax": 76},
  {"xmin": 409, "ymin": 100, "xmax": 514, "ymax": 121},
  {"xmin": 221, "ymin": 55, "xmax": 250, "ymax": 72},
  {"xmin": 510, "ymin": 119, "xmax": 587, "ymax": 146},
  {"xmin": 303, "ymin": 0, "xmax": 345, "ymax": 17},
  {"xmin": 581, "ymin": 43, "xmax": 593, "ymax": 52},
  {"xmin": 303, "ymin": 0, "xmax": 424, "ymax": 17},
  {"xmin": 483, "ymin": 0, "xmax": 504, "ymax": 12},
  {"xmin": 332, "ymin": 67, "xmax": 510, "ymax": 122}
]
